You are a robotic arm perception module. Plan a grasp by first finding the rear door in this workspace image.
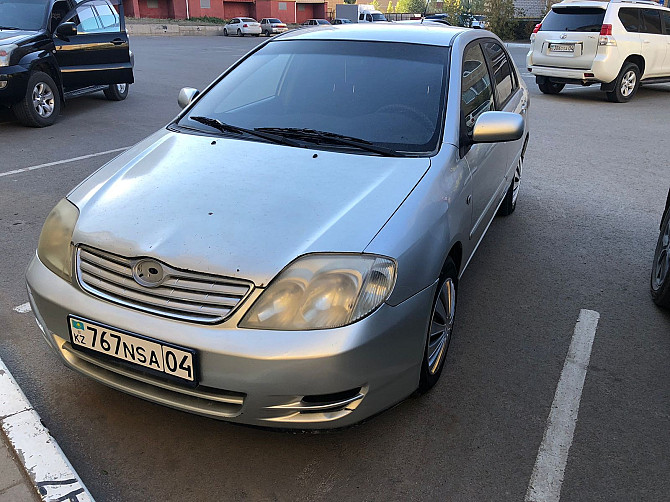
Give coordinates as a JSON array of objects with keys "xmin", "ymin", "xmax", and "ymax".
[
  {"xmin": 532, "ymin": 5, "xmax": 606, "ymax": 69},
  {"xmin": 54, "ymin": 0, "xmax": 133, "ymax": 89},
  {"xmin": 640, "ymin": 8, "xmax": 665, "ymax": 77},
  {"xmin": 662, "ymin": 9, "xmax": 670, "ymax": 74}
]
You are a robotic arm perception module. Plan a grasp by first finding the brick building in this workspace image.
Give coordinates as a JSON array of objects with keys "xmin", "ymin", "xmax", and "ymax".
[{"xmin": 122, "ymin": 0, "xmax": 328, "ymax": 23}]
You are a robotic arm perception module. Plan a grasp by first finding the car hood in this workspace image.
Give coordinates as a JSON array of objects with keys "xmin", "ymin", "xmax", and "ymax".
[
  {"xmin": 0, "ymin": 30, "xmax": 39, "ymax": 45},
  {"xmin": 69, "ymin": 130, "xmax": 430, "ymax": 287}
]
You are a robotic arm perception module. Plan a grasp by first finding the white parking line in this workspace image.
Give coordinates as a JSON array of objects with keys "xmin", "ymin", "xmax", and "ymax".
[
  {"xmin": 0, "ymin": 357, "xmax": 94, "ymax": 502},
  {"xmin": 12, "ymin": 303, "xmax": 32, "ymax": 314},
  {"xmin": 0, "ymin": 147, "xmax": 129, "ymax": 179},
  {"xmin": 525, "ymin": 309, "xmax": 600, "ymax": 502}
]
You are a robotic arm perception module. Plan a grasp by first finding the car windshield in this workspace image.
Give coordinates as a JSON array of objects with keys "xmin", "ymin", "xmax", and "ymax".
[
  {"xmin": 371, "ymin": 13, "xmax": 386, "ymax": 21},
  {"xmin": 269, "ymin": 18, "xmax": 281, "ymax": 23},
  {"xmin": 541, "ymin": 7, "xmax": 606, "ymax": 32},
  {"xmin": 0, "ymin": 0, "xmax": 49, "ymax": 30},
  {"xmin": 179, "ymin": 40, "xmax": 449, "ymax": 155}
]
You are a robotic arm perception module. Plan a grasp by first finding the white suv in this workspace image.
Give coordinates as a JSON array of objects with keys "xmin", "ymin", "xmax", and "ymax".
[{"xmin": 526, "ymin": 0, "xmax": 670, "ymax": 102}]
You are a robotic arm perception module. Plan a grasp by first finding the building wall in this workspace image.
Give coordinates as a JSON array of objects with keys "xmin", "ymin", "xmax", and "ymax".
[
  {"xmin": 256, "ymin": 0, "xmax": 297, "ymax": 23},
  {"xmin": 124, "ymin": 0, "xmax": 324, "ymax": 20}
]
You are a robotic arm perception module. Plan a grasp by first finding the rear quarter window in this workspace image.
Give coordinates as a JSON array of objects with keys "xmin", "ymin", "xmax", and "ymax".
[
  {"xmin": 618, "ymin": 8, "xmax": 641, "ymax": 32},
  {"xmin": 541, "ymin": 7, "xmax": 605, "ymax": 32}
]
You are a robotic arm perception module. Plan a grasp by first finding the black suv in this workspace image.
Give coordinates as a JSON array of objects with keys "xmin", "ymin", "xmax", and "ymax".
[{"xmin": 0, "ymin": 0, "xmax": 134, "ymax": 127}]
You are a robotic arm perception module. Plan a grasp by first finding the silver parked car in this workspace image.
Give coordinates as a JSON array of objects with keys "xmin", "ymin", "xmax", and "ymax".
[
  {"xmin": 27, "ymin": 24, "xmax": 529, "ymax": 429},
  {"xmin": 260, "ymin": 18, "xmax": 288, "ymax": 36}
]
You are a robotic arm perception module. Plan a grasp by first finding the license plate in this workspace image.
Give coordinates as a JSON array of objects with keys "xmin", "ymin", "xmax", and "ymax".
[
  {"xmin": 68, "ymin": 317, "xmax": 196, "ymax": 383},
  {"xmin": 549, "ymin": 43, "xmax": 574, "ymax": 53}
]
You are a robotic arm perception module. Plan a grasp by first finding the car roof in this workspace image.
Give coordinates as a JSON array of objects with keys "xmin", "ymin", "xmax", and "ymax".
[{"xmin": 278, "ymin": 23, "xmax": 469, "ymax": 46}]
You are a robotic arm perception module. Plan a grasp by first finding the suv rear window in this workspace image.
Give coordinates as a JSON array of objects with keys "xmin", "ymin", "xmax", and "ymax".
[{"xmin": 541, "ymin": 7, "xmax": 606, "ymax": 32}]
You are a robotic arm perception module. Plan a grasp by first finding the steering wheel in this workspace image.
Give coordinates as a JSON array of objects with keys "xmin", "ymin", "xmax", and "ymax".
[{"xmin": 376, "ymin": 104, "xmax": 435, "ymax": 134}]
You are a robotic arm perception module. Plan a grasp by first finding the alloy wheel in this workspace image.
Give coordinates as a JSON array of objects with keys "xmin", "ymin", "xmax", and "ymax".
[
  {"xmin": 32, "ymin": 82, "xmax": 55, "ymax": 118},
  {"xmin": 512, "ymin": 157, "xmax": 522, "ymax": 205},
  {"xmin": 427, "ymin": 278, "xmax": 456, "ymax": 374},
  {"xmin": 116, "ymin": 83, "xmax": 127, "ymax": 94},
  {"xmin": 652, "ymin": 216, "xmax": 670, "ymax": 291},
  {"xmin": 620, "ymin": 70, "xmax": 636, "ymax": 97}
]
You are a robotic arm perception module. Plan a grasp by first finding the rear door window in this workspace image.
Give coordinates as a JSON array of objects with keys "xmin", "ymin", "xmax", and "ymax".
[
  {"xmin": 641, "ymin": 9, "xmax": 662, "ymax": 34},
  {"xmin": 540, "ymin": 7, "xmax": 605, "ymax": 32},
  {"xmin": 482, "ymin": 41, "xmax": 516, "ymax": 107},
  {"xmin": 662, "ymin": 10, "xmax": 670, "ymax": 34},
  {"xmin": 618, "ymin": 8, "xmax": 641, "ymax": 32}
]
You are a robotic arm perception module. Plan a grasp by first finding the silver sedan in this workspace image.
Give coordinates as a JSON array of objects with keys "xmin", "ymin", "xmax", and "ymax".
[{"xmin": 27, "ymin": 24, "xmax": 529, "ymax": 429}]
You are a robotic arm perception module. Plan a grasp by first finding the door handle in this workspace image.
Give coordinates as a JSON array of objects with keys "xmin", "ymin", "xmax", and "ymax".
[{"xmin": 111, "ymin": 38, "xmax": 125, "ymax": 45}]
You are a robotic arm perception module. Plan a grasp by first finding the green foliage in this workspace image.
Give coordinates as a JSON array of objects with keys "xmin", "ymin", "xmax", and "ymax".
[
  {"xmin": 406, "ymin": 0, "xmax": 428, "ymax": 13},
  {"xmin": 395, "ymin": 0, "xmax": 410, "ymax": 12},
  {"xmin": 485, "ymin": 0, "xmax": 517, "ymax": 39},
  {"xmin": 188, "ymin": 16, "xmax": 228, "ymax": 25},
  {"xmin": 372, "ymin": 0, "xmax": 381, "ymax": 10},
  {"xmin": 343, "ymin": 0, "xmax": 357, "ymax": 4},
  {"xmin": 387, "ymin": 0, "xmax": 395, "ymax": 12}
]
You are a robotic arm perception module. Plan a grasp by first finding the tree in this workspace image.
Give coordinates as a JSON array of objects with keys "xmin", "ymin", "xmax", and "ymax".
[
  {"xmin": 407, "ymin": 0, "xmax": 428, "ymax": 14},
  {"xmin": 395, "ymin": 0, "xmax": 410, "ymax": 12},
  {"xmin": 387, "ymin": 0, "xmax": 394, "ymax": 12},
  {"xmin": 372, "ymin": 0, "xmax": 381, "ymax": 10},
  {"xmin": 343, "ymin": 0, "xmax": 356, "ymax": 4},
  {"xmin": 485, "ymin": 0, "xmax": 517, "ymax": 39}
]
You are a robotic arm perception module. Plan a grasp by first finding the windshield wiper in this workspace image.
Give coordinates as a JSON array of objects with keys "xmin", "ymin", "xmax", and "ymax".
[
  {"xmin": 0, "ymin": 26, "xmax": 21, "ymax": 30},
  {"xmin": 254, "ymin": 127, "xmax": 400, "ymax": 157},
  {"xmin": 189, "ymin": 116, "xmax": 302, "ymax": 147}
]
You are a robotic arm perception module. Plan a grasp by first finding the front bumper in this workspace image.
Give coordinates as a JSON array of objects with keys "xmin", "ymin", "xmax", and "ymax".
[
  {"xmin": 26, "ymin": 253, "xmax": 434, "ymax": 429},
  {"xmin": 0, "ymin": 64, "xmax": 30, "ymax": 106}
]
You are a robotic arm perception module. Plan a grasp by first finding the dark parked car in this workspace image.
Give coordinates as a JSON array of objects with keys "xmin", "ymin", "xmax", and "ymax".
[
  {"xmin": 0, "ymin": 0, "xmax": 134, "ymax": 127},
  {"xmin": 651, "ymin": 189, "xmax": 670, "ymax": 308}
]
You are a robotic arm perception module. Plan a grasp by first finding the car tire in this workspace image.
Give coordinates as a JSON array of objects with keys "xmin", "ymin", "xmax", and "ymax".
[
  {"xmin": 538, "ymin": 81, "xmax": 565, "ymax": 95},
  {"xmin": 651, "ymin": 206, "xmax": 670, "ymax": 308},
  {"xmin": 498, "ymin": 155, "xmax": 522, "ymax": 216},
  {"xmin": 238, "ymin": 29, "xmax": 243, "ymax": 37},
  {"xmin": 103, "ymin": 83, "xmax": 129, "ymax": 101},
  {"xmin": 606, "ymin": 63, "xmax": 640, "ymax": 103},
  {"xmin": 418, "ymin": 258, "xmax": 457, "ymax": 393},
  {"xmin": 11, "ymin": 71, "xmax": 61, "ymax": 128},
  {"xmin": 223, "ymin": 28, "xmax": 228, "ymax": 36}
]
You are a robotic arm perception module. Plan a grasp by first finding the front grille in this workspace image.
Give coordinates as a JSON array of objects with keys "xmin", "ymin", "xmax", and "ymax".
[{"xmin": 76, "ymin": 246, "xmax": 254, "ymax": 324}]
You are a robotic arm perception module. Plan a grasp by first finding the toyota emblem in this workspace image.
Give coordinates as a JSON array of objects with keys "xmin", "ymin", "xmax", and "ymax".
[{"xmin": 132, "ymin": 259, "xmax": 165, "ymax": 288}]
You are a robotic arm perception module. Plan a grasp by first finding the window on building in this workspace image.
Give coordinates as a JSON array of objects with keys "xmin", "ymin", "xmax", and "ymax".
[
  {"xmin": 200, "ymin": 0, "xmax": 211, "ymax": 8},
  {"xmin": 147, "ymin": 0, "xmax": 158, "ymax": 8},
  {"xmin": 279, "ymin": 2, "xmax": 287, "ymax": 9}
]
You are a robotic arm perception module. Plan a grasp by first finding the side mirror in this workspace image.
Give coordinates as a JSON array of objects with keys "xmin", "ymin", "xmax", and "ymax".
[
  {"xmin": 178, "ymin": 87, "xmax": 199, "ymax": 109},
  {"xmin": 55, "ymin": 22, "xmax": 77, "ymax": 39},
  {"xmin": 472, "ymin": 111, "xmax": 524, "ymax": 144}
]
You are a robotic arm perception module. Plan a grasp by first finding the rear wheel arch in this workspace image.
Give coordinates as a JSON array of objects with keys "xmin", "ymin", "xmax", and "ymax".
[{"xmin": 623, "ymin": 55, "xmax": 645, "ymax": 77}]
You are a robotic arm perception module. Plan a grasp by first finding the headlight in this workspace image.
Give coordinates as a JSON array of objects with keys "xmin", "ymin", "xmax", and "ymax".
[
  {"xmin": 240, "ymin": 254, "xmax": 396, "ymax": 330},
  {"xmin": 0, "ymin": 45, "xmax": 17, "ymax": 67},
  {"xmin": 37, "ymin": 199, "xmax": 79, "ymax": 282}
]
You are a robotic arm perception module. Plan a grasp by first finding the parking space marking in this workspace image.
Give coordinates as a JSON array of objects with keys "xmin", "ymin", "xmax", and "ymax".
[
  {"xmin": 0, "ymin": 147, "xmax": 129, "ymax": 179},
  {"xmin": 0, "ymin": 357, "xmax": 94, "ymax": 501},
  {"xmin": 525, "ymin": 309, "xmax": 600, "ymax": 502},
  {"xmin": 12, "ymin": 303, "xmax": 31, "ymax": 314}
]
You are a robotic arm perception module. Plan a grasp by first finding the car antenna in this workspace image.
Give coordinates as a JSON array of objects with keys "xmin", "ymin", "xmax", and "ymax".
[{"xmin": 421, "ymin": 0, "xmax": 430, "ymax": 22}]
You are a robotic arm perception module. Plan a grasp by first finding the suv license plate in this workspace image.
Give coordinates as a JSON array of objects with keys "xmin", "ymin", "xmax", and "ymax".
[
  {"xmin": 549, "ymin": 43, "xmax": 574, "ymax": 52},
  {"xmin": 68, "ymin": 317, "xmax": 197, "ymax": 383}
]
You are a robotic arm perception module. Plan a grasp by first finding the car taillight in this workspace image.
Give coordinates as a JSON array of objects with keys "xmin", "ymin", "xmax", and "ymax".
[
  {"xmin": 243, "ymin": 24, "xmax": 248, "ymax": 27},
  {"xmin": 532, "ymin": 23, "xmax": 541, "ymax": 34},
  {"xmin": 598, "ymin": 24, "xmax": 616, "ymax": 46}
]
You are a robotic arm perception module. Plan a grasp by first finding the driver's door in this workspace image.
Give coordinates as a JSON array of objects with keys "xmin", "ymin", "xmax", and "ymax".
[{"xmin": 54, "ymin": 0, "xmax": 133, "ymax": 90}]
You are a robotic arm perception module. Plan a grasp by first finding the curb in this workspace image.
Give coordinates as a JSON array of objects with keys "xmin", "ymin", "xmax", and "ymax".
[
  {"xmin": 126, "ymin": 23, "xmax": 226, "ymax": 36},
  {"xmin": 0, "ymin": 358, "xmax": 94, "ymax": 502}
]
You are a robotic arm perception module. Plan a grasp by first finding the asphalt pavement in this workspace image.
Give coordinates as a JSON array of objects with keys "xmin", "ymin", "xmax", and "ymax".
[{"xmin": 1, "ymin": 37, "xmax": 670, "ymax": 501}]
